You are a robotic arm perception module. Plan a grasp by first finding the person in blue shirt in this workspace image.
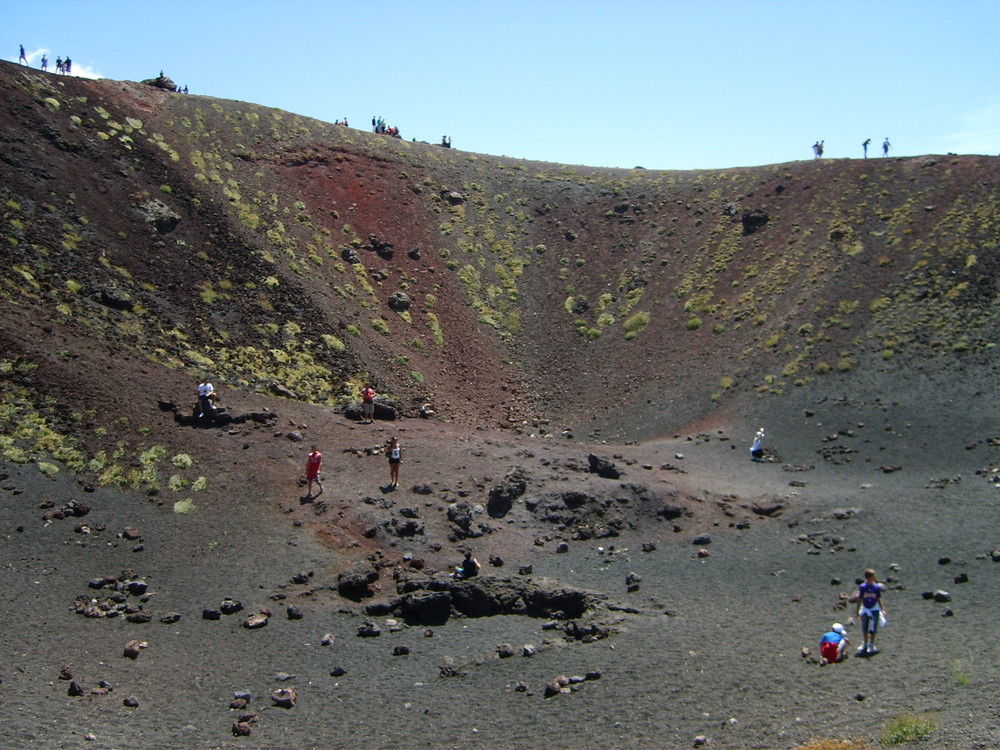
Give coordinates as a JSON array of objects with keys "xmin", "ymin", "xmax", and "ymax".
[
  {"xmin": 819, "ymin": 623, "xmax": 851, "ymax": 663},
  {"xmin": 854, "ymin": 568, "xmax": 886, "ymax": 655}
]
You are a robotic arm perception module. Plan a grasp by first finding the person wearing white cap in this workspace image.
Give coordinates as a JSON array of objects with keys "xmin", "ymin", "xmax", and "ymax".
[{"xmin": 819, "ymin": 623, "xmax": 851, "ymax": 663}]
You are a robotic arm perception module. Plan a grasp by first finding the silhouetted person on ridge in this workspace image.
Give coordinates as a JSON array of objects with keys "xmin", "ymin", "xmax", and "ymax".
[
  {"xmin": 19, "ymin": 45, "xmax": 28, "ymax": 65},
  {"xmin": 64, "ymin": 57, "xmax": 72, "ymax": 75},
  {"xmin": 882, "ymin": 137, "xmax": 891, "ymax": 156},
  {"xmin": 862, "ymin": 138, "xmax": 871, "ymax": 158},
  {"xmin": 55, "ymin": 56, "xmax": 63, "ymax": 73},
  {"xmin": 40, "ymin": 54, "xmax": 48, "ymax": 71}
]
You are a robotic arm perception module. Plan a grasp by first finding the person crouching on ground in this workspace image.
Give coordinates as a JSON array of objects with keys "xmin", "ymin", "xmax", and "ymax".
[
  {"xmin": 386, "ymin": 436, "xmax": 401, "ymax": 489},
  {"xmin": 305, "ymin": 445, "xmax": 324, "ymax": 499},
  {"xmin": 750, "ymin": 427, "xmax": 765, "ymax": 461},
  {"xmin": 854, "ymin": 568, "xmax": 886, "ymax": 655},
  {"xmin": 819, "ymin": 623, "xmax": 850, "ymax": 663}
]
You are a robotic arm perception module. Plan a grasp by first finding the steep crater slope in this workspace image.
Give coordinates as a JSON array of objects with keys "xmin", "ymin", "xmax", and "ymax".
[{"xmin": 1, "ymin": 59, "xmax": 998, "ymax": 465}]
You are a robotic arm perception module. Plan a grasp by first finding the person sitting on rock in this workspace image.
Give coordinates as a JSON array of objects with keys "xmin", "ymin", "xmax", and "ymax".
[
  {"xmin": 197, "ymin": 378, "xmax": 217, "ymax": 418},
  {"xmin": 819, "ymin": 623, "xmax": 850, "ymax": 663},
  {"xmin": 455, "ymin": 551, "xmax": 480, "ymax": 579}
]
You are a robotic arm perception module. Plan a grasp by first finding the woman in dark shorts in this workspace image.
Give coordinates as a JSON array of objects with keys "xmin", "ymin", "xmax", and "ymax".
[{"xmin": 386, "ymin": 436, "xmax": 401, "ymax": 489}]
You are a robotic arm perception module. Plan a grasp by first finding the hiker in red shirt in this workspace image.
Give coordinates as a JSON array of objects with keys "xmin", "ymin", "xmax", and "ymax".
[
  {"xmin": 305, "ymin": 446, "xmax": 324, "ymax": 498},
  {"xmin": 361, "ymin": 385, "xmax": 376, "ymax": 424}
]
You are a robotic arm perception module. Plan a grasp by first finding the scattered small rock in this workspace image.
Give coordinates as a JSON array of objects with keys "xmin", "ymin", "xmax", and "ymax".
[
  {"xmin": 243, "ymin": 611, "xmax": 270, "ymax": 629},
  {"xmin": 122, "ymin": 640, "xmax": 146, "ymax": 659},
  {"xmin": 271, "ymin": 687, "xmax": 297, "ymax": 708}
]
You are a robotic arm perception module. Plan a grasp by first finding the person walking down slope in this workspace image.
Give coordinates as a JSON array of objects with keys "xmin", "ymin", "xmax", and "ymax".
[
  {"xmin": 386, "ymin": 436, "xmax": 401, "ymax": 490},
  {"xmin": 750, "ymin": 428, "xmax": 765, "ymax": 462},
  {"xmin": 853, "ymin": 568, "xmax": 887, "ymax": 655},
  {"xmin": 819, "ymin": 623, "xmax": 851, "ymax": 664},
  {"xmin": 305, "ymin": 445, "xmax": 324, "ymax": 499},
  {"xmin": 882, "ymin": 137, "xmax": 891, "ymax": 157}
]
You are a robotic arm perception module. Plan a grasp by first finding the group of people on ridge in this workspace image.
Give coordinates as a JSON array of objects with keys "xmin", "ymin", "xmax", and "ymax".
[
  {"xmin": 19, "ymin": 44, "xmax": 72, "ymax": 74},
  {"xmin": 814, "ymin": 137, "xmax": 892, "ymax": 159}
]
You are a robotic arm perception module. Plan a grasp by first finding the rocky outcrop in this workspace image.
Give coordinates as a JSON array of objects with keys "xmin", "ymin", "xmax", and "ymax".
[
  {"xmin": 588, "ymin": 454, "xmax": 622, "ymax": 479},
  {"xmin": 487, "ymin": 467, "xmax": 527, "ymax": 518},
  {"xmin": 390, "ymin": 574, "xmax": 603, "ymax": 624},
  {"xmin": 337, "ymin": 561, "xmax": 380, "ymax": 600}
]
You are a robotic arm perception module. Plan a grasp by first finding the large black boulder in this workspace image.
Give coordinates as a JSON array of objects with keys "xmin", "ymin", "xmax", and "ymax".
[{"xmin": 487, "ymin": 467, "xmax": 527, "ymax": 517}]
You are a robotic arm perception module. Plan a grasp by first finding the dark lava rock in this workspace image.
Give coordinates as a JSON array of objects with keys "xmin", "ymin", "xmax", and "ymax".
[
  {"xmin": 487, "ymin": 467, "xmax": 527, "ymax": 518},
  {"xmin": 625, "ymin": 572, "xmax": 642, "ymax": 593},
  {"xmin": 337, "ymin": 562, "xmax": 379, "ymax": 600},
  {"xmin": 692, "ymin": 533, "xmax": 712, "ymax": 545},
  {"xmin": 741, "ymin": 208, "xmax": 769, "ymax": 235},
  {"xmin": 588, "ymin": 453, "xmax": 622, "ymax": 479},
  {"xmin": 330, "ymin": 666, "xmax": 347, "ymax": 677},
  {"xmin": 357, "ymin": 621, "xmax": 381, "ymax": 638},
  {"xmin": 399, "ymin": 591, "xmax": 453, "ymax": 625},
  {"xmin": 123, "ymin": 696, "xmax": 139, "ymax": 708},
  {"xmin": 393, "ymin": 645, "xmax": 410, "ymax": 656},
  {"xmin": 202, "ymin": 608, "xmax": 222, "ymax": 620},
  {"xmin": 286, "ymin": 605, "xmax": 304, "ymax": 620},
  {"xmin": 387, "ymin": 291, "xmax": 411, "ymax": 312}
]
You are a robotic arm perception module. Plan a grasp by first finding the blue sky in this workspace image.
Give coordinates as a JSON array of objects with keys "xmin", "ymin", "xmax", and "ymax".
[{"xmin": 3, "ymin": 1, "xmax": 998, "ymax": 170}]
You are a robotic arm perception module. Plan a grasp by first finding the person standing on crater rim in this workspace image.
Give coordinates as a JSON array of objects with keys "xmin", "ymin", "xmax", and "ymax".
[
  {"xmin": 19, "ymin": 45, "xmax": 28, "ymax": 65},
  {"xmin": 862, "ymin": 138, "xmax": 871, "ymax": 158},
  {"xmin": 854, "ymin": 568, "xmax": 886, "ymax": 655},
  {"xmin": 882, "ymin": 137, "xmax": 891, "ymax": 156},
  {"xmin": 305, "ymin": 445, "xmax": 324, "ymax": 499}
]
